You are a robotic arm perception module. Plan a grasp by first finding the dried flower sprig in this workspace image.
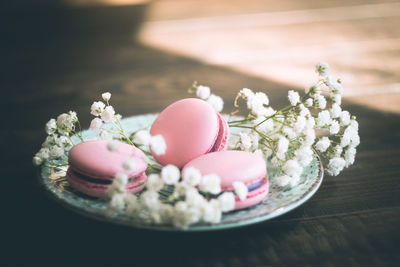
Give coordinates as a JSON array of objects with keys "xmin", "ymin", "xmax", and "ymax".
[
  {"xmin": 33, "ymin": 111, "xmax": 83, "ymax": 166},
  {"xmin": 106, "ymin": 161, "xmax": 245, "ymax": 229},
  {"xmin": 191, "ymin": 62, "xmax": 359, "ymax": 186}
]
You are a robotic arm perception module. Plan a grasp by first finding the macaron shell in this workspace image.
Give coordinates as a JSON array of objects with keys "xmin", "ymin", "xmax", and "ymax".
[
  {"xmin": 68, "ymin": 140, "xmax": 148, "ymax": 180},
  {"xmin": 66, "ymin": 168, "xmax": 147, "ymax": 198},
  {"xmin": 210, "ymin": 113, "xmax": 230, "ymax": 152},
  {"xmin": 183, "ymin": 150, "xmax": 267, "ymax": 191},
  {"xmin": 234, "ymin": 178, "xmax": 269, "ymax": 210},
  {"xmin": 150, "ymin": 98, "xmax": 220, "ymax": 168}
]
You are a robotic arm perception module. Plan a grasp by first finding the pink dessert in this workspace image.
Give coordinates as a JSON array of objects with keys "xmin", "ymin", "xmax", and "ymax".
[
  {"xmin": 66, "ymin": 140, "xmax": 148, "ymax": 198},
  {"xmin": 150, "ymin": 98, "xmax": 230, "ymax": 168},
  {"xmin": 183, "ymin": 150, "xmax": 269, "ymax": 210}
]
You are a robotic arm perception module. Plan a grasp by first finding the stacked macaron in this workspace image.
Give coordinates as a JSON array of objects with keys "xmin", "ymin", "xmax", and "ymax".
[
  {"xmin": 66, "ymin": 140, "xmax": 148, "ymax": 198},
  {"xmin": 150, "ymin": 98, "xmax": 229, "ymax": 168},
  {"xmin": 151, "ymin": 98, "xmax": 269, "ymax": 209},
  {"xmin": 67, "ymin": 98, "xmax": 269, "ymax": 210}
]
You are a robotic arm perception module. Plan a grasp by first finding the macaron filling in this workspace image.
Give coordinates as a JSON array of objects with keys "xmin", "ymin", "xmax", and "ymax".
[
  {"xmin": 67, "ymin": 168, "xmax": 146, "ymax": 185},
  {"xmin": 208, "ymin": 113, "xmax": 229, "ymax": 153},
  {"xmin": 246, "ymin": 177, "xmax": 266, "ymax": 191}
]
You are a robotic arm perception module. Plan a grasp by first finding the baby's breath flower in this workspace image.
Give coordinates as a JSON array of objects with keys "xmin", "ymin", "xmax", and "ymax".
[
  {"xmin": 107, "ymin": 194, "xmax": 126, "ymax": 213},
  {"xmin": 150, "ymin": 135, "xmax": 167, "ymax": 155},
  {"xmin": 295, "ymin": 146, "xmax": 313, "ymax": 167},
  {"xmin": 122, "ymin": 157, "xmax": 136, "ymax": 171},
  {"xmin": 91, "ymin": 101, "xmax": 105, "ymax": 116},
  {"xmin": 56, "ymin": 113, "xmax": 74, "ymax": 134},
  {"xmin": 102, "ymin": 92, "xmax": 111, "ymax": 101},
  {"xmin": 125, "ymin": 194, "xmax": 139, "ymax": 216},
  {"xmin": 133, "ymin": 130, "xmax": 151, "ymax": 146},
  {"xmin": 305, "ymin": 98, "xmax": 313, "ymax": 107},
  {"xmin": 277, "ymin": 136, "xmax": 289, "ymax": 158},
  {"xmin": 276, "ymin": 175, "xmax": 290, "ymax": 187},
  {"xmin": 90, "ymin": 118, "xmax": 103, "ymax": 131},
  {"xmin": 299, "ymin": 104, "xmax": 310, "ymax": 117},
  {"xmin": 108, "ymin": 173, "xmax": 128, "ymax": 195},
  {"xmin": 329, "ymin": 120, "xmax": 340, "ymax": 135},
  {"xmin": 250, "ymin": 132, "xmax": 259, "ymax": 150},
  {"xmin": 58, "ymin": 136, "xmax": 72, "ymax": 148},
  {"xmin": 199, "ymin": 174, "xmax": 221, "ymax": 195},
  {"xmin": 146, "ymin": 174, "xmax": 164, "ymax": 191},
  {"xmin": 218, "ymin": 192, "xmax": 235, "ymax": 212},
  {"xmin": 314, "ymin": 94, "xmax": 327, "ymax": 109},
  {"xmin": 330, "ymin": 104, "xmax": 342, "ymax": 119},
  {"xmin": 32, "ymin": 156, "xmax": 43, "ymax": 166},
  {"xmin": 240, "ymin": 88, "xmax": 254, "ymax": 100},
  {"xmin": 101, "ymin": 106, "xmax": 116, "ymax": 123},
  {"xmin": 182, "ymin": 167, "xmax": 202, "ymax": 186},
  {"xmin": 326, "ymin": 76, "xmax": 343, "ymax": 95},
  {"xmin": 316, "ymin": 61, "xmax": 330, "ymax": 76},
  {"xmin": 115, "ymin": 114, "xmax": 122, "ymax": 121},
  {"xmin": 294, "ymin": 116, "xmax": 306, "ymax": 134},
  {"xmin": 202, "ymin": 199, "xmax": 222, "ymax": 224},
  {"xmin": 327, "ymin": 157, "xmax": 346, "ymax": 176},
  {"xmin": 305, "ymin": 117, "xmax": 315, "ymax": 130},
  {"xmin": 344, "ymin": 147, "xmax": 356, "ymax": 167},
  {"xmin": 283, "ymin": 126, "xmax": 296, "ymax": 139},
  {"xmin": 332, "ymin": 94, "xmax": 342, "ymax": 105},
  {"xmin": 161, "ymin": 164, "xmax": 180, "ymax": 185},
  {"xmin": 36, "ymin": 147, "xmax": 50, "ymax": 160},
  {"xmin": 315, "ymin": 137, "xmax": 331, "ymax": 152},
  {"xmin": 115, "ymin": 173, "xmax": 128, "ymax": 186},
  {"xmin": 340, "ymin": 111, "xmax": 351, "ymax": 126},
  {"xmin": 317, "ymin": 110, "xmax": 331, "ymax": 127},
  {"xmin": 140, "ymin": 190, "xmax": 160, "ymax": 209},
  {"xmin": 254, "ymin": 117, "xmax": 274, "ymax": 133},
  {"xmin": 196, "ymin": 85, "xmax": 211, "ymax": 100},
  {"xmin": 107, "ymin": 140, "xmax": 119, "ymax": 152},
  {"xmin": 45, "ymin": 119, "xmax": 57, "ymax": 135},
  {"xmin": 233, "ymin": 181, "xmax": 248, "ymax": 200},
  {"xmin": 288, "ymin": 90, "xmax": 300, "ymax": 106},
  {"xmin": 239, "ymin": 132, "xmax": 252, "ymax": 151},
  {"xmin": 282, "ymin": 159, "xmax": 302, "ymax": 177},
  {"xmin": 49, "ymin": 146, "xmax": 64, "ymax": 158},
  {"xmin": 207, "ymin": 94, "xmax": 224, "ymax": 112},
  {"xmin": 304, "ymin": 128, "xmax": 316, "ymax": 147},
  {"xmin": 185, "ymin": 187, "xmax": 205, "ymax": 208}
]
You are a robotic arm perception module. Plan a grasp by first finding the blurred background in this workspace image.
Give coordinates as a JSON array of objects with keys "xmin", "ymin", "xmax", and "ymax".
[
  {"xmin": 4, "ymin": 0, "xmax": 400, "ymax": 113},
  {"xmin": 3, "ymin": 1, "xmax": 400, "ymax": 265}
]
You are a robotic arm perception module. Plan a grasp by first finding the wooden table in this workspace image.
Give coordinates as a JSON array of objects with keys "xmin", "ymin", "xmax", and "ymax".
[{"xmin": 3, "ymin": 2, "xmax": 400, "ymax": 266}]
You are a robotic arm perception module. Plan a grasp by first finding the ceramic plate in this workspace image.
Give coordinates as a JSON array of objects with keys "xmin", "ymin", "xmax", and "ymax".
[{"xmin": 39, "ymin": 114, "xmax": 324, "ymax": 231}]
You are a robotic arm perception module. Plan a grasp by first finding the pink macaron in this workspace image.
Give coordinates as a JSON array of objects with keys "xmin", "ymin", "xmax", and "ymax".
[
  {"xmin": 150, "ymin": 98, "xmax": 230, "ymax": 168},
  {"xmin": 183, "ymin": 150, "xmax": 269, "ymax": 210},
  {"xmin": 66, "ymin": 140, "xmax": 148, "ymax": 198}
]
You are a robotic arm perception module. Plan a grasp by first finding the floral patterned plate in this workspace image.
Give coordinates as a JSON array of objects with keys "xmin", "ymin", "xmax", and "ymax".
[{"xmin": 38, "ymin": 114, "xmax": 323, "ymax": 231}]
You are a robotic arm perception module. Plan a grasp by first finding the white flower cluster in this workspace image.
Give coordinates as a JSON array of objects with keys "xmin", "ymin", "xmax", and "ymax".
[
  {"xmin": 33, "ymin": 111, "xmax": 79, "ymax": 165},
  {"xmin": 230, "ymin": 62, "xmax": 360, "ymax": 185},
  {"xmin": 89, "ymin": 92, "xmax": 122, "ymax": 133},
  {"xmin": 132, "ymin": 130, "xmax": 167, "ymax": 156},
  {"xmin": 107, "ymin": 164, "xmax": 249, "ymax": 229},
  {"xmin": 195, "ymin": 85, "xmax": 224, "ymax": 112}
]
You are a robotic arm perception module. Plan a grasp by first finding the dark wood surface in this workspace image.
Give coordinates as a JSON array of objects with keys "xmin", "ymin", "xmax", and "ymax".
[{"xmin": 3, "ymin": 3, "xmax": 400, "ymax": 266}]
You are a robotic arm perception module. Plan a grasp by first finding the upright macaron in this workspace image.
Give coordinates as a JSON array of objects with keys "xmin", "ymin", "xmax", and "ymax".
[
  {"xmin": 150, "ymin": 98, "xmax": 230, "ymax": 168},
  {"xmin": 67, "ymin": 140, "xmax": 148, "ymax": 198},
  {"xmin": 183, "ymin": 150, "xmax": 269, "ymax": 210}
]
